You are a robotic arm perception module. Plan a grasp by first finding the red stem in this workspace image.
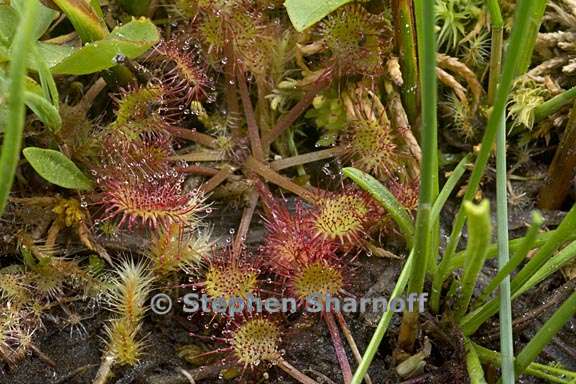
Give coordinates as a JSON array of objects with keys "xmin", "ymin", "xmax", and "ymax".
[
  {"xmin": 324, "ymin": 311, "xmax": 353, "ymax": 384},
  {"xmin": 263, "ymin": 70, "xmax": 332, "ymax": 147},
  {"xmin": 237, "ymin": 69, "xmax": 265, "ymax": 161},
  {"xmin": 165, "ymin": 126, "xmax": 218, "ymax": 149}
]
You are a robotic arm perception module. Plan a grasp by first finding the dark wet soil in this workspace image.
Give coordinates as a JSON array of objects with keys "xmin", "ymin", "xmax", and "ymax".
[{"xmin": 1, "ymin": 192, "xmax": 575, "ymax": 384}]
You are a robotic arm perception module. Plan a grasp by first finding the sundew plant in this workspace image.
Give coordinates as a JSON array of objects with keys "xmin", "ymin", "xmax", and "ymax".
[{"xmin": 0, "ymin": 0, "xmax": 575, "ymax": 383}]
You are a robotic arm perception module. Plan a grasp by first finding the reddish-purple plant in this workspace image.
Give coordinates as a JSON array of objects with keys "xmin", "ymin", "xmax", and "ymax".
[
  {"xmin": 95, "ymin": 132, "xmax": 205, "ymax": 229},
  {"xmin": 152, "ymin": 39, "xmax": 215, "ymax": 108},
  {"xmin": 310, "ymin": 186, "xmax": 383, "ymax": 246}
]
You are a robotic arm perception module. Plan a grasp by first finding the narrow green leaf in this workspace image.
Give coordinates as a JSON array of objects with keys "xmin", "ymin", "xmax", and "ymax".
[
  {"xmin": 515, "ymin": 292, "xmax": 576, "ymax": 376},
  {"xmin": 0, "ymin": 5, "xmax": 18, "ymax": 46},
  {"xmin": 24, "ymin": 92, "xmax": 61, "ymax": 131},
  {"xmin": 0, "ymin": 0, "xmax": 39, "ymax": 217},
  {"xmin": 343, "ymin": 167, "xmax": 415, "ymax": 248},
  {"xmin": 284, "ymin": 0, "xmax": 353, "ymax": 32},
  {"xmin": 35, "ymin": 42, "xmax": 76, "ymax": 68},
  {"xmin": 51, "ymin": 0, "xmax": 108, "ymax": 42},
  {"xmin": 12, "ymin": 0, "xmax": 58, "ymax": 40},
  {"xmin": 23, "ymin": 147, "xmax": 94, "ymax": 190},
  {"xmin": 465, "ymin": 338, "xmax": 488, "ymax": 384},
  {"xmin": 455, "ymin": 200, "xmax": 492, "ymax": 319},
  {"xmin": 51, "ymin": 18, "xmax": 160, "ymax": 75}
]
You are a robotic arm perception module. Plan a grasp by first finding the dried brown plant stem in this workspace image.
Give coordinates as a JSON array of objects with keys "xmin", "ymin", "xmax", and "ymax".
[
  {"xmin": 383, "ymin": 81, "xmax": 422, "ymax": 167},
  {"xmin": 270, "ymin": 147, "xmax": 345, "ymax": 171},
  {"xmin": 244, "ymin": 156, "xmax": 317, "ymax": 204},
  {"xmin": 92, "ymin": 353, "xmax": 114, "ymax": 384},
  {"xmin": 436, "ymin": 67, "xmax": 467, "ymax": 103},
  {"xmin": 263, "ymin": 69, "xmax": 332, "ymax": 147},
  {"xmin": 165, "ymin": 126, "xmax": 218, "ymax": 149},
  {"xmin": 437, "ymin": 54, "xmax": 483, "ymax": 110},
  {"xmin": 200, "ymin": 165, "xmax": 235, "ymax": 194},
  {"xmin": 538, "ymin": 102, "xmax": 576, "ymax": 209},
  {"xmin": 277, "ymin": 358, "xmax": 320, "ymax": 384},
  {"xmin": 237, "ymin": 69, "xmax": 265, "ymax": 161},
  {"xmin": 335, "ymin": 312, "xmax": 373, "ymax": 384},
  {"xmin": 76, "ymin": 78, "xmax": 108, "ymax": 115},
  {"xmin": 324, "ymin": 311, "xmax": 353, "ymax": 384}
]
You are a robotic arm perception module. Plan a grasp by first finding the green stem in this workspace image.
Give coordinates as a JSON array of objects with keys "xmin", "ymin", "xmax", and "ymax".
[
  {"xmin": 474, "ymin": 343, "xmax": 576, "ymax": 383},
  {"xmin": 350, "ymin": 250, "xmax": 414, "ymax": 384},
  {"xmin": 476, "ymin": 211, "xmax": 544, "ymax": 304},
  {"xmin": 496, "ymin": 110, "xmax": 515, "ymax": 384},
  {"xmin": 343, "ymin": 168, "xmax": 415, "ymax": 249},
  {"xmin": 429, "ymin": 155, "xmax": 470, "ymax": 225},
  {"xmin": 534, "ymin": 85, "xmax": 576, "ymax": 123},
  {"xmin": 407, "ymin": 0, "xmax": 437, "ymax": 296},
  {"xmin": 465, "ymin": 337, "xmax": 488, "ymax": 384},
  {"xmin": 485, "ymin": 0, "xmax": 504, "ymax": 104},
  {"xmin": 517, "ymin": 239, "xmax": 576, "ymax": 297},
  {"xmin": 0, "ymin": 0, "xmax": 39, "ymax": 217},
  {"xmin": 430, "ymin": 0, "xmax": 549, "ymax": 313},
  {"xmin": 392, "ymin": 0, "xmax": 419, "ymax": 127},
  {"xmin": 461, "ymin": 205, "xmax": 576, "ymax": 335},
  {"xmin": 515, "ymin": 292, "xmax": 576, "ymax": 377},
  {"xmin": 454, "ymin": 200, "xmax": 491, "ymax": 319}
]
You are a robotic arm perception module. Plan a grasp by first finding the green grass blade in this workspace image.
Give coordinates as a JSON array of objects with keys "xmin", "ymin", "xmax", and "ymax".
[
  {"xmin": 477, "ymin": 211, "xmax": 544, "ymax": 304},
  {"xmin": 430, "ymin": 154, "xmax": 470, "ymax": 226},
  {"xmin": 343, "ymin": 167, "xmax": 414, "ymax": 248},
  {"xmin": 350, "ymin": 250, "xmax": 414, "ymax": 384},
  {"xmin": 408, "ymin": 0, "xmax": 437, "ymax": 295},
  {"xmin": 495, "ymin": 110, "xmax": 515, "ymax": 384},
  {"xmin": 455, "ymin": 200, "xmax": 491, "ymax": 319},
  {"xmin": 465, "ymin": 337, "xmax": 488, "ymax": 384},
  {"xmin": 431, "ymin": 0, "xmax": 549, "ymax": 312},
  {"xmin": 0, "ymin": 0, "xmax": 39, "ymax": 217},
  {"xmin": 515, "ymin": 292, "xmax": 576, "ymax": 377}
]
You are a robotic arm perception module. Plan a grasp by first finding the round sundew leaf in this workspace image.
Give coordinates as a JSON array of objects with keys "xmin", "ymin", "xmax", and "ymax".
[{"xmin": 23, "ymin": 147, "xmax": 94, "ymax": 190}]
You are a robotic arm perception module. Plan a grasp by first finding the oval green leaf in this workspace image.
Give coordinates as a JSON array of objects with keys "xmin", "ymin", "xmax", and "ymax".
[
  {"xmin": 51, "ymin": 18, "xmax": 159, "ymax": 75},
  {"xmin": 23, "ymin": 147, "xmax": 94, "ymax": 190},
  {"xmin": 343, "ymin": 167, "xmax": 415, "ymax": 247},
  {"xmin": 284, "ymin": 0, "xmax": 353, "ymax": 32}
]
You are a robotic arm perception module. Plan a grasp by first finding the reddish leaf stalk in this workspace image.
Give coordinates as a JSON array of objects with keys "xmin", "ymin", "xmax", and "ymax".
[
  {"xmin": 165, "ymin": 126, "xmax": 218, "ymax": 149},
  {"xmin": 200, "ymin": 165, "xmax": 234, "ymax": 194},
  {"xmin": 244, "ymin": 156, "xmax": 317, "ymax": 204},
  {"xmin": 237, "ymin": 69, "xmax": 265, "ymax": 161},
  {"xmin": 324, "ymin": 311, "xmax": 353, "ymax": 384},
  {"xmin": 270, "ymin": 147, "xmax": 345, "ymax": 171},
  {"xmin": 263, "ymin": 70, "xmax": 333, "ymax": 147},
  {"xmin": 232, "ymin": 190, "xmax": 259, "ymax": 258}
]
